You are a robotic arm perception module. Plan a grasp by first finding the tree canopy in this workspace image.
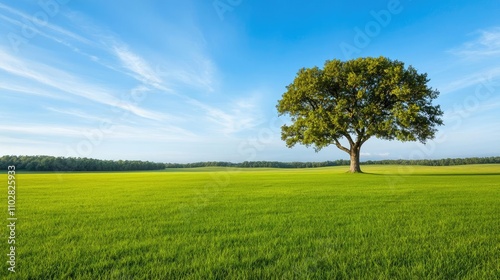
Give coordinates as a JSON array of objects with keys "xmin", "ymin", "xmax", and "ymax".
[{"xmin": 277, "ymin": 56, "xmax": 444, "ymax": 173}]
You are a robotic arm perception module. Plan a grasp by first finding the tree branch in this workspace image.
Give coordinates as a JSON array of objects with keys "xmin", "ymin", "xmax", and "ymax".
[
  {"xmin": 342, "ymin": 133, "xmax": 354, "ymax": 147},
  {"xmin": 355, "ymin": 128, "xmax": 368, "ymax": 146},
  {"xmin": 306, "ymin": 97, "xmax": 319, "ymax": 111},
  {"xmin": 333, "ymin": 138, "xmax": 350, "ymax": 154}
]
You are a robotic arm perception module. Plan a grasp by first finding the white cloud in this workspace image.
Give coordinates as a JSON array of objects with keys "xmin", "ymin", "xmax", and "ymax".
[
  {"xmin": 2, "ymin": 3, "xmax": 220, "ymax": 118},
  {"xmin": 450, "ymin": 27, "xmax": 500, "ymax": 59},
  {"xmin": 0, "ymin": 3, "xmax": 92, "ymax": 45},
  {"xmin": 107, "ymin": 124, "xmax": 200, "ymax": 142},
  {"xmin": 0, "ymin": 2, "xmax": 259, "ymax": 160},
  {"xmin": 440, "ymin": 27, "xmax": 500, "ymax": 95},
  {"xmin": 0, "ymin": 4, "xmax": 171, "ymax": 91},
  {"xmin": 44, "ymin": 107, "xmax": 108, "ymax": 123},
  {"xmin": 439, "ymin": 67, "xmax": 500, "ymax": 95},
  {"xmin": 0, "ymin": 136, "xmax": 56, "ymax": 146},
  {"xmin": 0, "ymin": 124, "xmax": 85, "ymax": 138},
  {"xmin": 113, "ymin": 46, "xmax": 165, "ymax": 89},
  {"xmin": 0, "ymin": 82, "xmax": 67, "ymax": 100},
  {"xmin": 0, "ymin": 122, "xmax": 199, "ymax": 144},
  {"xmin": 0, "ymin": 49, "xmax": 171, "ymax": 121},
  {"xmin": 443, "ymin": 99, "xmax": 500, "ymax": 125},
  {"xmin": 111, "ymin": 39, "xmax": 216, "ymax": 94},
  {"xmin": 187, "ymin": 95, "xmax": 262, "ymax": 135},
  {"xmin": 155, "ymin": 54, "xmax": 216, "ymax": 92}
]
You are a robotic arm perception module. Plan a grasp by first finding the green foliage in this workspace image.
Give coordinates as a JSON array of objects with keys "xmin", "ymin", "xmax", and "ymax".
[
  {"xmin": 277, "ymin": 57, "xmax": 444, "ymax": 172},
  {"xmin": 2, "ymin": 166, "xmax": 499, "ymax": 279}
]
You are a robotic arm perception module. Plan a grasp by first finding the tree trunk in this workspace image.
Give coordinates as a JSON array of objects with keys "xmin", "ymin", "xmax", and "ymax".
[{"xmin": 349, "ymin": 146, "xmax": 362, "ymax": 173}]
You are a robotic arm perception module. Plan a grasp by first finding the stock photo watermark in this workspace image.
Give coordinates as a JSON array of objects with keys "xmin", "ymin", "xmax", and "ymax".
[
  {"xmin": 6, "ymin": 166, "xmax": 17, "ymax": 273},
  {"xmin": 179, "ymin": 117, "xmax": 284, "ymax": 218},
  {"xmin": 447, "ymin": 75, "xmax": 495, "ymax": 130},
  {"xmin": 64, "ymin": 86, "xmax": 148, "ymax": 159},
  {"xmin": 339, "ymin": 0, "xmax": 406, "ymax": 59},
  {"xmin": 7, "ymin": 0, "xmax": 71, "ymax": 53},
  {"xmin": 412, "ymin": 73, "xmax": 496, "ymax": 162},
  {"xmin": 213, "ymin": 0, "xmax": 243, "ymax": 21},
  {"xmin": 385, "ymin": 71, "xmax": 498, "ymax": 187},
  {"xmin": 238, "ymin": 118, "xmax": 283, "ymax": 161}
]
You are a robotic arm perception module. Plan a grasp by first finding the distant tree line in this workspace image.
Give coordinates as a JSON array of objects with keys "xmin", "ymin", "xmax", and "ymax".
[
  {"xmin": 164, "ymin": 160, "xmax": 351, "ymax": 169},
  {"xmin": 0, "ymin": 155, "xmax": 165, "ymax": 171},
  {"xmin": 362, "ymin": 157, "xmax": 500, "ymax": 166},
  {"xmin": 1, "ymin": 155, "xmax": 499, "ymax": 172},
  {"xmin": 165, "ymin": 157, "xmax": 500, "ymax": 168}
]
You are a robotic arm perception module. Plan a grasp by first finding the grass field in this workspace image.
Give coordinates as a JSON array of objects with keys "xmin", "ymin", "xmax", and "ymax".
[{"xmin": 2, "ymin": 165, "xmax": 499, "ymax": 279}]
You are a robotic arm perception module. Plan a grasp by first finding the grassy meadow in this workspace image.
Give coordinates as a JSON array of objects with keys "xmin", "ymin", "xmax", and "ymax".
[{"xmin": 2, "ymin": 165, "xmax": 499, "ymax": 279}]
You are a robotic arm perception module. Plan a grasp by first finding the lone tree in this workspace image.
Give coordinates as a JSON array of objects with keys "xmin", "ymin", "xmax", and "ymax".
[{"xmin": 277, "ymin": 56, "xmax": 444, "ymax": 173}]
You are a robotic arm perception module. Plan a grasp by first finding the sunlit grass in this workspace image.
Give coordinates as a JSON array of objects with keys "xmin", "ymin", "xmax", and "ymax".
[{"xmin": 2, "ymin": 165, "xmax": 499, "ymax": 279}]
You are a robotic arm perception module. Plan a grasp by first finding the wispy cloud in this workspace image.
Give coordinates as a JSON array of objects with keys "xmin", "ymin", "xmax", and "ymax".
[
  {"xmin": 58, "ymin": 9, "xmax": 217, "ymax": 94},
  {"xmin": 0, "ymin": 136, "xmax": 56, "ymax": 146},
  {"xmin": 443, "ymin": 99, "xmax": 500, "ymax": 121},
  {"xmin": 0, "ymin": 123, "xmax": 199, "ymax": 144},
  {"xmin": 439, "ymin": 67, "xmax": 500, "ymax": 94},
  {"xmin": 111, "ymin": 42, "xmax": 216, "ymax": 94},
  {"xmin": 108, "ymin": 124, "xmax": 200, "ymax": 142},
  {"xmin": 0, "ymin": 82, "xmax": 68, "ymax": 100},
  {"xmin": 0, "ymin": 3, "xmax": 93, "ymax": 45},
  {"xmin": 440, "ymin": 27, "xmax": 500, "ymax": 95},
  {"xmin": 0, "ymin": 4, "xmax": 167, "ymax": 86},
  {"xmin": 113, "ymin": 46, "xmax": 165, "ymax": 89},
  {"xmin": 155, "ymin": 54, "xmax": 216, "ymax": 92},
  {"xmin": 44, "ymin": 107, "xmax": 108, "ymax": 123},
  {"xmin": 2, "ymin": 3, "xmax": 219, "ymax": 111},
  {"xmin": 187, "ymin": 95, "xmax": 262, "ymax": 135},
  {"xmin": 450, "ymin": 27, "xmax": 500, "ymax": 59},
  {"xmin": 0, "ymin": 48, "xmax": 171, "ymax": 121},
  {"xmin": 0, "ymin": 124, "xmax": 85, "ymax": 138},
  {"xmin": 0, "ymin": 1, "xmax": 260, "ymax": 161}
]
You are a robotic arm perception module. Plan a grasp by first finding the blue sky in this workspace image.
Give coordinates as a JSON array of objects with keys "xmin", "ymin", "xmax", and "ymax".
[{"xmin": 1, "ymin": 0, "xmax": 499, "ymax": 163}]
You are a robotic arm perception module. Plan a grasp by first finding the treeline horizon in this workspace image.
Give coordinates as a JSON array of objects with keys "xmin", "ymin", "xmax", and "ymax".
[{"xmin": 1, "ymin": 155, "xmax": 500, "ymax": 172}]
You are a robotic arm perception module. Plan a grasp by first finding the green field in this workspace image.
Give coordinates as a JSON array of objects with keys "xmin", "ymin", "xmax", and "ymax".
[{"xmin": 2, "ymin": 165, "xmax": 500, "ymax": 279}]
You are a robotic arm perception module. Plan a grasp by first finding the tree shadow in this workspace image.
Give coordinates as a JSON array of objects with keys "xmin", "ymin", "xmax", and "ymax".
[{"xmin": 362, "ymin": 172, "xmax": 500, "ymax": 176}]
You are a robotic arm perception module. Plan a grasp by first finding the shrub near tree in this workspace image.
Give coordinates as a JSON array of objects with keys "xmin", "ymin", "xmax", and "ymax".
[{"xmin": 277, "ymin": 57, "xmax": 444, "ymax": 173}]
